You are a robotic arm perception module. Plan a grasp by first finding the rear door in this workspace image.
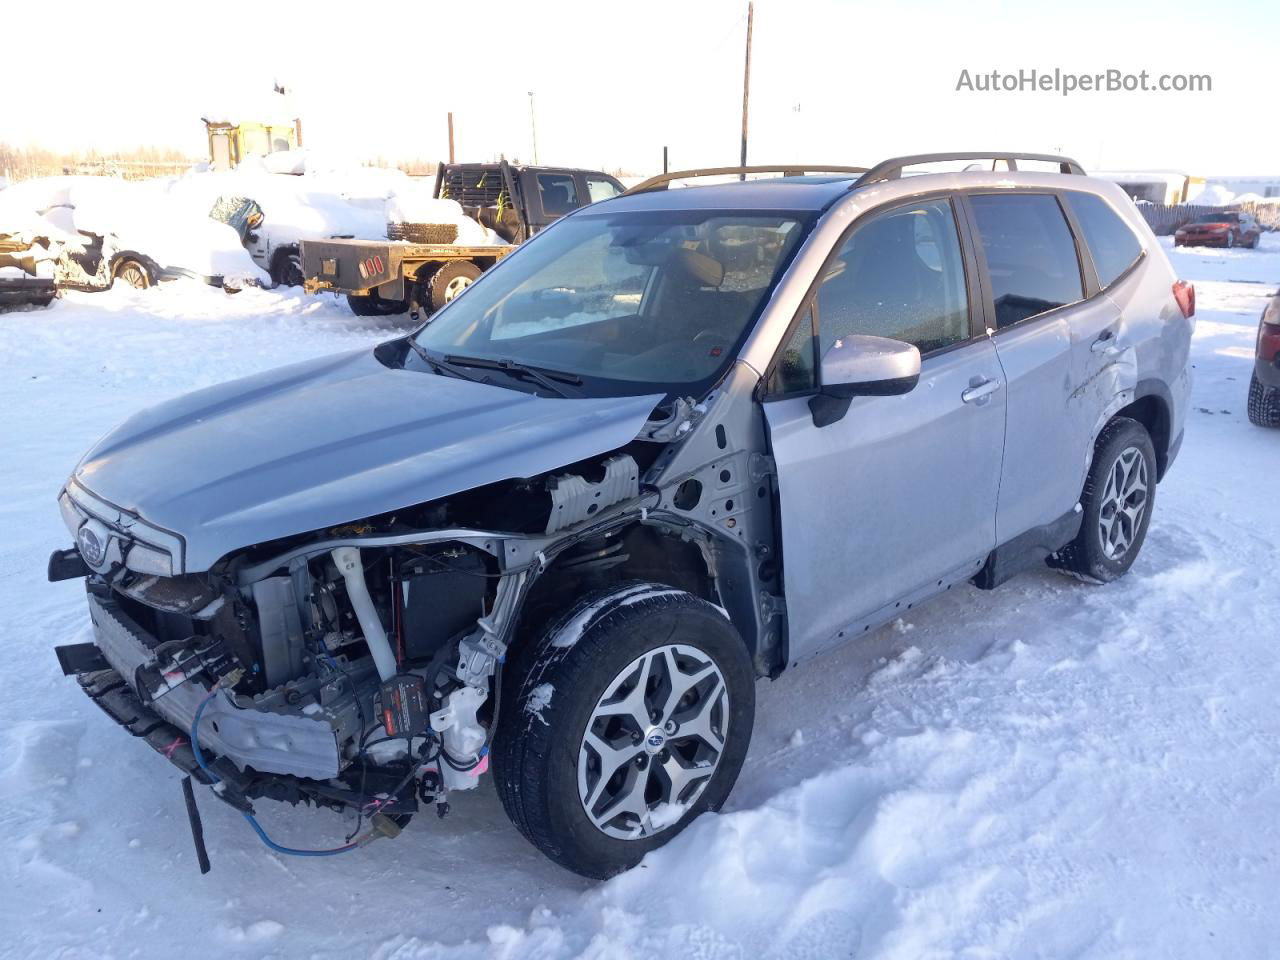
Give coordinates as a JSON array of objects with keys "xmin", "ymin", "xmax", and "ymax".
[
  {"xmin": 764, "ymin": 195, "xmax": 1005, "ymax": 659},
  {"xmin": 964, "ymin": 191, "xmax": 1118, "ymax": 544}
]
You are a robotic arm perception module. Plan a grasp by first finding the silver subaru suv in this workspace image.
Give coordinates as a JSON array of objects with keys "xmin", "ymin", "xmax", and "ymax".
[{"xmin": 50, "ymin": 153, "xmax": 1193, "ymax": 878}]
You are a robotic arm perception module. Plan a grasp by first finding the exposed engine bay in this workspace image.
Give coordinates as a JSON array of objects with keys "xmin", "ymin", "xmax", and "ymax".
[{"xmin": 52, "ymin": 386, "xmax": 783, "ymax": 862}]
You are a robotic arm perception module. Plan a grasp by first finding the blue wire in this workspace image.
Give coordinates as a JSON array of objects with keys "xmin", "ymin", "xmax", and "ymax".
[{"xmin": 190, "ymin": 688, "xmax": 359, "ymax": 857}]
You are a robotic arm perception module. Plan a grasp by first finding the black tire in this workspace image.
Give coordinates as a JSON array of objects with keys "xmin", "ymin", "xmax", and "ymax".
[
  {"xmin": 387, "ymin": 222, "xmax": 459, "ymax": 244},
  {"xmin": 493, "ymin": 582, "xmax": 755, "ymax": 879},
  {"xmin": 1053, "ymin": 417, "xmax": 1157, "ymax": 583},
  {"xmin": 269, "ymin": 247, "xmax": 303, "ymax": 287},
  {"xmin": 345, "ymin": 292, "xmax": 407, "ymax": 316},
  {"xmin": 426, "ymin": 260, "xmax": 482, "ymax": 313},
  {"xmin": 112, "ymin": 258, "xmax": 153, "ymax": 290},
  {"xmin": 1248, "ymin": 371, "xmax": 1280, "ymax": 427}
]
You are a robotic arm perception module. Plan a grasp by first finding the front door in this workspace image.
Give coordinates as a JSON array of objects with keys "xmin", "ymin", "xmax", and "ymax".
[{"xmin": 764, "ymin": 196, "xmax": 1006, "ymax": 661}]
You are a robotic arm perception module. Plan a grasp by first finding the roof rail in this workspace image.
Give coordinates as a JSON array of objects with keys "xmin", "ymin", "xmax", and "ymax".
[
  {"xmin": 625, "ymin": 165, "xmax": 871, "ymax": 195},
  {"xmin": 853, "ymin": 152, "xmax": 1085, "ymax": 187}
]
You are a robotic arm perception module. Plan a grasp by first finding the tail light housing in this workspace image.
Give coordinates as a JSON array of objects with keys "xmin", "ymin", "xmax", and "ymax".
[
  {"xmin": 1263, "ymin": 295, "xmax": 1279, "ymax": 327},
  {"xmin": 1173, "ymin": 281, "xmax": 1195, "ymax": 319}
]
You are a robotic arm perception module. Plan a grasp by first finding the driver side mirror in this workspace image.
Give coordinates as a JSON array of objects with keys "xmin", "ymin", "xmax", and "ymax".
[{"xmin": 809, "ymin": 334, "xmax": 921, "ymax": 427}]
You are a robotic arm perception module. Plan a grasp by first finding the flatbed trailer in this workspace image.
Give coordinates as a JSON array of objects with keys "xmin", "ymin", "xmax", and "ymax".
[
  {"xmin": 301, "ymin": 237, "xmax": 515, "ymax": 303},
  {"xmin": 299, "ymin": 160, "xmax": 624, "ymax": 317}
]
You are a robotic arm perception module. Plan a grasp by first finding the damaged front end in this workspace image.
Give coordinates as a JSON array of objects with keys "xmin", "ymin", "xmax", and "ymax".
[{"xmin": 50, "ymin": 442, "xmax": 673, "ymax": 858}]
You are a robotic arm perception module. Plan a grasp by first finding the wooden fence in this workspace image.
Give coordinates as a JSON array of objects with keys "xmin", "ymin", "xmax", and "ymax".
[{"xmin": 1137, "ymin": 202, "xmax": 1280, "ymax": 236}]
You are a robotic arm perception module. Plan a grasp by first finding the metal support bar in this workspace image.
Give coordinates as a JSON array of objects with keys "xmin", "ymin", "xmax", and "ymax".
[{"xmin": 853, "ymin": 152, "xmax": 1085, "ymax": 187}]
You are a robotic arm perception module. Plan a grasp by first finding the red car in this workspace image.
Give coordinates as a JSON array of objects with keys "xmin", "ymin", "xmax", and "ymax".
[
  {"xmin": 1174, "ymin": 210, "xmax": 1261, "ymax": 248},
  {"xmin": 1250, "ymin": 289, "xmax": 1280, "ymax": 427}
]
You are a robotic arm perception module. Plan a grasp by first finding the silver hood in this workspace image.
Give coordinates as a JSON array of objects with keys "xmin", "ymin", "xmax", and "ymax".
[{"xmin": 71, "ymin": 347, "xmax": 663, "ymax": 572}]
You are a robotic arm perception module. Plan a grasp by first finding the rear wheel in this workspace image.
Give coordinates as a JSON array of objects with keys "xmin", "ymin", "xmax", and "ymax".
[
  {"xmin": 345, "ymin": 292, "xmax": 407, "ymax": 316},
  {"xmin": 1248, "ymin": 372, "xmax": 1280, "ymax": 427},
  {"xmin": 493, "ymin": 582, "xmax": 755, "ymax": 879},
  {"xmin": 1053, "ymin": 417, "xmax": 1156, "ymax": 583},
  {"xmin": 426, "ymin": 261, "xmax": 482, "ymax": 313}
]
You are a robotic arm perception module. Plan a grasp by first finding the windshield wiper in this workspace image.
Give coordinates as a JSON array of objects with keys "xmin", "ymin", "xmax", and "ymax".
[
  {"xmin": 404, "ymin": 340, "xmax": 489, "ymax": 384},
  {"xmin": 444, "ymin": 354, "xmax": 583, "ymax": 398}
]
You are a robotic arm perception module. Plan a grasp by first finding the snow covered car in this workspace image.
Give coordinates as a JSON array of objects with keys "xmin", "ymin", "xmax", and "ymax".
[
  {"xmin": 49, "ymin": 153, "xmax": 1194, "ymax": 879},
  {"xmin": 1248, "ymin": 288, "xmax": 1280, "ymax": 427},
  {"xmin": 1174, "ymin": 210, "xmax": 1261, "ymax": 249},
  {"xmin": 0, "ymin": 177, "xmax": 270, "ymax": 295}
]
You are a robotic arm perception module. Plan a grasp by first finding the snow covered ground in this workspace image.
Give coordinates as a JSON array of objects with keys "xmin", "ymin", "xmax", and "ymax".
[{"xmin": 1, "ymin": 237, "xmax": 1278, "ymax": 959}]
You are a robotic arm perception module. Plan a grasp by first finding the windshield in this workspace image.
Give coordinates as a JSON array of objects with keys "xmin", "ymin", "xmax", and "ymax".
[
  {"xmin": 412, "ymin": 209, "xmax": 811, "ymax": 397},
  {"xmin": 1192, "ymin": 212, "xmax": 1238, "ymax": 223}
]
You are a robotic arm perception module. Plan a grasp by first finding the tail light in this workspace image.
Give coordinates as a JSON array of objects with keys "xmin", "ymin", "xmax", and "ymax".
[
  {"xmin": 1173, "ymin": 280, "xmax": 1195, "ymax": 319},
  {"xmin": 1263, "ymin": 295, "xmax": 1279, "ymax": 327}
]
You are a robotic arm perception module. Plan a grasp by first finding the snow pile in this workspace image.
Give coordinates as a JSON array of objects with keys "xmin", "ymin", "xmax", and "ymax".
[
  {"xmin": 386, "ymin": 189, "xmax": 506, "ymax": 246},
  {"xmin": 2, "ymin": 237, "xmax": 1280, "ymax": 958},
  {"xmin": 1193, "ymin": 183, "xmax": 1235, "ymax": 206}
]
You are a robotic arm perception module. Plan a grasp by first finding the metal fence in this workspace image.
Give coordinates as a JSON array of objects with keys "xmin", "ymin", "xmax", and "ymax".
[{"xmin": 1137, "ymin": 202, "xmax": 1280, "ymax": 235}]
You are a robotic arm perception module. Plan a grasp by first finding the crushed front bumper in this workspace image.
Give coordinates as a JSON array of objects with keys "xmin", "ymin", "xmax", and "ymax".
[{"xmin": 68, "ymin": 582, "xmax": 346, "ymax": 780}]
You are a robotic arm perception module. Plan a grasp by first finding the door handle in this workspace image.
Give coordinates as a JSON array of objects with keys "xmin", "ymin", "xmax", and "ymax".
[{"xmin": 961, "ymin": 378, "xmax": 1001, "ymax": 404}]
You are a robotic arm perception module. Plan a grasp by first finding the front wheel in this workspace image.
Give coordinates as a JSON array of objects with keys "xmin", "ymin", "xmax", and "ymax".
[
  {"xmin": 493, "ymin": 583, "xmax": 755, "ymax": 879},
  {"xmin": 1052, "ymin": 417, "xmax": 1156, "ymax": 583},
  {"xmin": 112, "ymin": 258, "xmax": 153, "ymax": 290}
]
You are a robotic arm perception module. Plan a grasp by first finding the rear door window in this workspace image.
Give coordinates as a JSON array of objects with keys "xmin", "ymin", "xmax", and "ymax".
[
  {"xmin": 1065, "ymin": 192, "xmax": 1143, "ymax": 289},
  {"xmin": 968, "ymin": 194, "xmax": 1084, "ymax": 328}
]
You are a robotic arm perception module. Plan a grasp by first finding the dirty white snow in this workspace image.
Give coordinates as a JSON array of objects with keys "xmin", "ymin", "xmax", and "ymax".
[{"xmin": 1, "ymin": 235, "xmax": 1279, "ymax": 958}]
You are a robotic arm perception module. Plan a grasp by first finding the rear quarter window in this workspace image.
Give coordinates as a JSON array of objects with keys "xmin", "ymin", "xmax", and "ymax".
[{"xmin": 1066, "ymin": 192, "xmax": 1143, "ymax": 289}]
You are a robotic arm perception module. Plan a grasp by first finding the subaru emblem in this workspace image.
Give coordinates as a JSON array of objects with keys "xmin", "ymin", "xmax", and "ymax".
[{"xmin": 76, "ymin": 521, "xmax": 107, "ymax": 567}]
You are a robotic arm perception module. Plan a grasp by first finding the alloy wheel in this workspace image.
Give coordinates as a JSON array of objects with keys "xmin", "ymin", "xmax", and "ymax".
[
  {"xmin": 1097, "ymin": 445, "xmax": 1149, "ymax": 560},
  {"xmin": 577, "ymin": 643, "xmax": 728, "ymax": 840},
  {"xmin": 443, "ymin": 275, "xmax": 472, "ymax": 302}
]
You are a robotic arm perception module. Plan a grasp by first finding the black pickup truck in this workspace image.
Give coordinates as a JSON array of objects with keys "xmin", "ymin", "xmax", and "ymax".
[{"xmin": 301, "ymin": 161, "xmax": 625, "ymax": 317}]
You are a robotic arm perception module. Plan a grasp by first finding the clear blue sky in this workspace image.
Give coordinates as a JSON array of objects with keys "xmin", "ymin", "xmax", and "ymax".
[{"xmin": 5, "ymin": 0, "xmax": 1275, "ymax": 175}]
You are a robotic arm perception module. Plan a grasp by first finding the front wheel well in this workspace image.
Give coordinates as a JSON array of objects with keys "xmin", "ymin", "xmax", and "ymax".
[
  {"xmin": 1112, "ymin": 394, "xmax": 1171, "ymax": 480},
  {"xmin": 514, "ymin": 523, "xmax": 716, "ymax": 658}
]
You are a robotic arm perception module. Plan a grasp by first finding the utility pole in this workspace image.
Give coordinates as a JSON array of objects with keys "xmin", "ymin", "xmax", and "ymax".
[
  {"xmin": 663, "ymin": 145, "xmax": 669, "ymax": 174},
  {"xmin": 447, "ymin": 112, "xmax": 456, "ymax": 163},
  {"xmin": 527, "ymin": 91, "xmax": 539, "ymax": 165},
  {"xmin": 739, "ymin": 1, "xmax": 753, "ymax": 179}
]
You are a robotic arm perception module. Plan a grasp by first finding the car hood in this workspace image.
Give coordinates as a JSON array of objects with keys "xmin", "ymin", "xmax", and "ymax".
[{"xmin": 72, "ymin": 347, "xmax": 663, "ymax": 572}]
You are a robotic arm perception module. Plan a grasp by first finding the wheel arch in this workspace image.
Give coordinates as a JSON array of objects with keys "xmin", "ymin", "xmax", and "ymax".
[
  {"xmin": 1114, "ymin": 381, "xmax": 1173, "ymax": 481},
  {"xmin": 109, "ymin": 251, "xmax": 161, "ymax": 285},
  {"xmin": 513, "ymin": 518, "xmax": 768, "ymax": 675}
]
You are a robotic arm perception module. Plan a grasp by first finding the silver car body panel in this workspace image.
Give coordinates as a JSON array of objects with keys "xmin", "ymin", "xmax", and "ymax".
[
  {"xmin": 68, "ymin": 347, "xmax": 663, "ymax": 572},
  {"xmin": 735, "ymin": 172, "xmax": 1187, "ymax": 657},
  {"xmin": 765, "ymin": 338, "xmax": 1006, "ymax": 657}
]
